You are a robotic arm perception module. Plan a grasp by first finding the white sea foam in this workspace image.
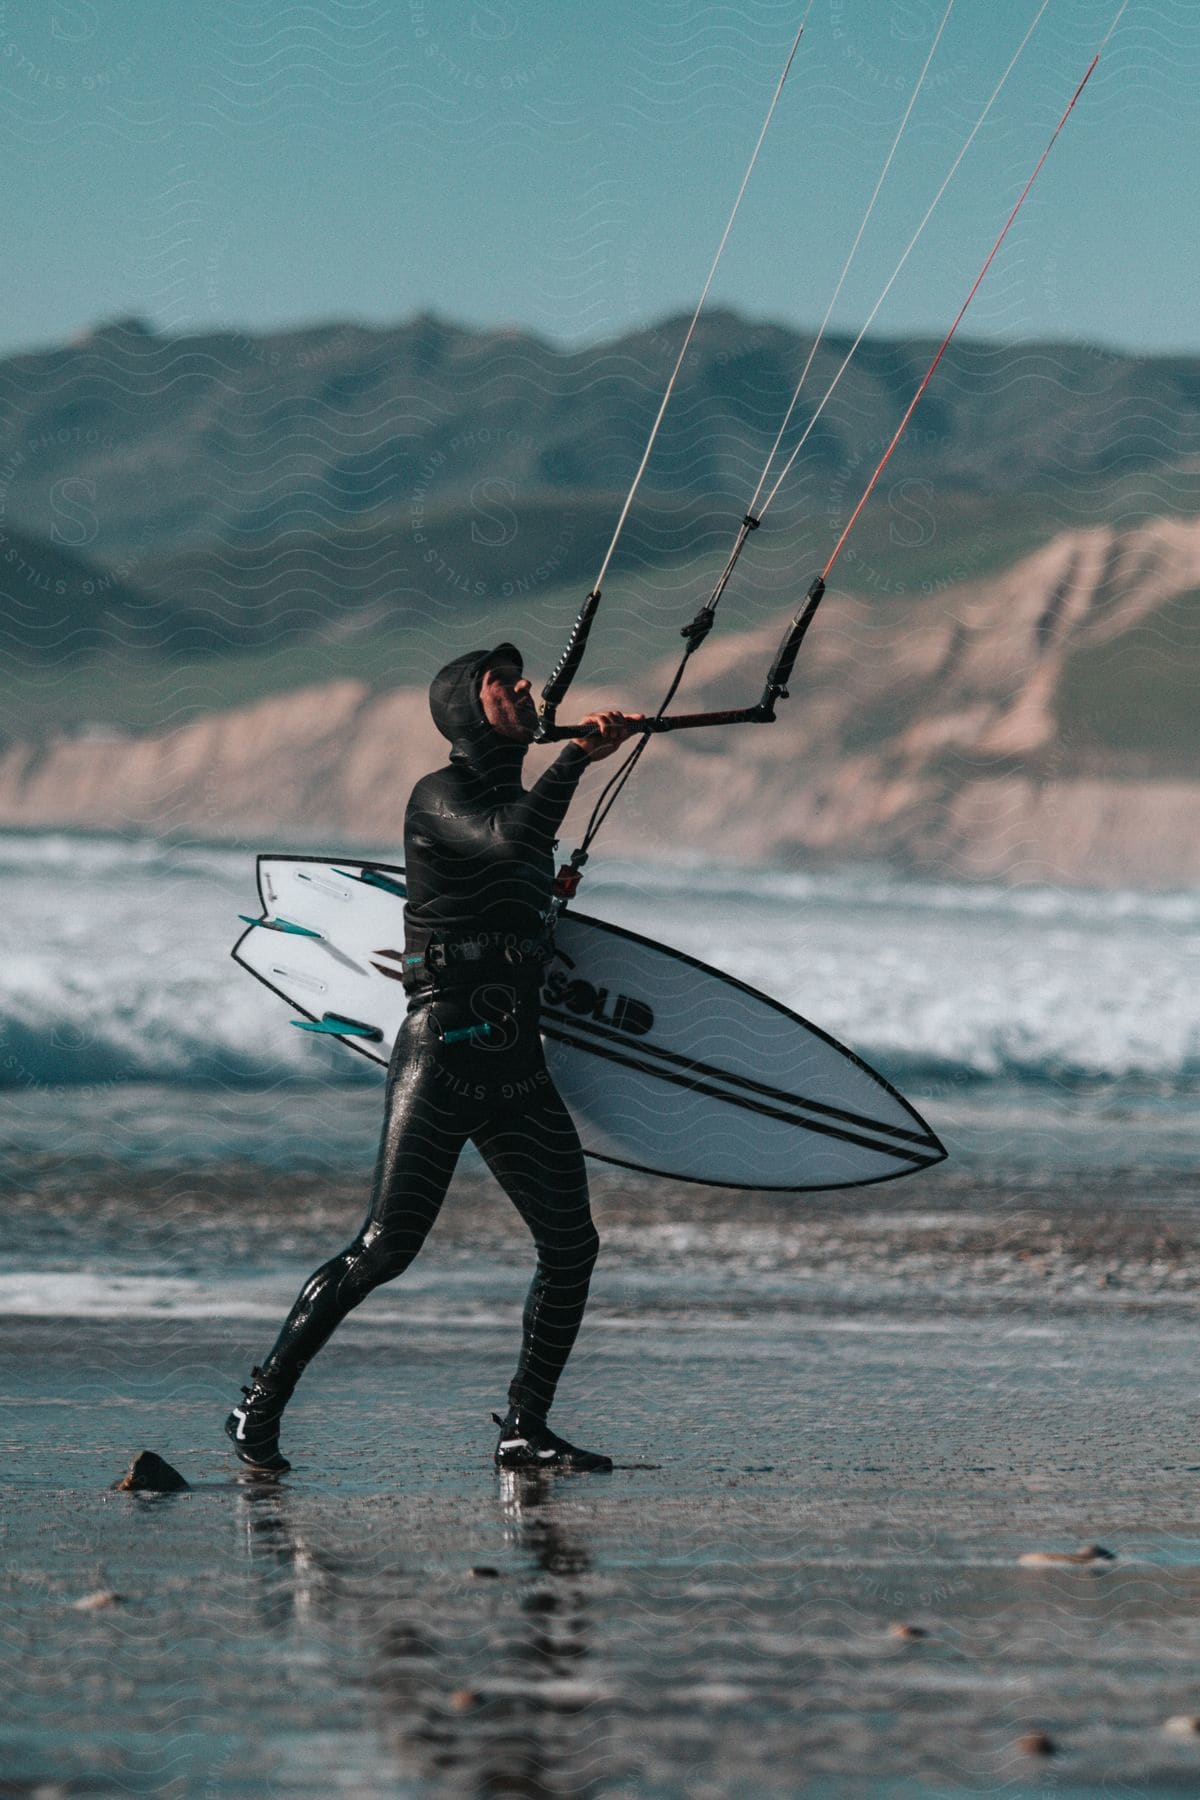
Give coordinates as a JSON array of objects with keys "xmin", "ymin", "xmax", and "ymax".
[{"xmin": 2, "ymin": 832, "xmax": 1195, "ymax": 1095}]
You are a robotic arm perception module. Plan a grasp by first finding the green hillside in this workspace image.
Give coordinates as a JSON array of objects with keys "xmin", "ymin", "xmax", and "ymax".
[{"xmin": 3, "ymin": 311, "xmax": 1199, "ymax": 570}]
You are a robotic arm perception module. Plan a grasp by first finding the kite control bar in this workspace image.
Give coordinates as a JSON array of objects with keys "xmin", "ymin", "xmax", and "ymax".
[
  {"xmin": 537, "ymin": 576, "xmax": 826, "ymax": 741},
  {"xmin": 539, "ymin": 707, "xmax": 764, "ymax": 742}
]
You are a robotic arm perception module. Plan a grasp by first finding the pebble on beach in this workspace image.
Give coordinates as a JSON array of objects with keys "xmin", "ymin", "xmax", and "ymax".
[
  {"xmin": 1018, "ymin": 1732, "xmax": 1057, "ymax": 1757},
  {"xmin": 1163, "ymin": 1715, "xmax": 1200, "ymax": 1739},
  {"xmin": 73, "ymin": 1590, "xmax": 123, "ymax": 1611},
  {"xmin": 1017, "ymin": 1544, "xmax": 1114, "ymax": 1567},
  {"xmin": 111, "ymin": 1450, "xmax": 191, "ymax": 1493},
  {"xmin": 889, "ymin": 1623, "xmax": 927, "ymax": 1641}
]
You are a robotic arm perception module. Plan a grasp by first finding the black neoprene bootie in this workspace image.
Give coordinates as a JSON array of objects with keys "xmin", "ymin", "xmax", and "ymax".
[
  {"xmin": 493, "ymin": 1405, "xmax": 612, "ymax": 1473},
  {"xmin": 225, "ymin": 1367, "xmax": 292, "ymax": 1473}
]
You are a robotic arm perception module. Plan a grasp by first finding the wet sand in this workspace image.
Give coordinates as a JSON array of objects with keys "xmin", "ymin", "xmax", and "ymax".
[{"xmin": 3, "ymin": 1162, "xmax": 1200, "ymax": 1796}]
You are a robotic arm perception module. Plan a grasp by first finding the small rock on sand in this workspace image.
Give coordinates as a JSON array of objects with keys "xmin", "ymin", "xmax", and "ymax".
[
  {"xmin": 111, "ymin": 1450, "xmax": 190, "ymax": 1493},
  {"xmin": 73, "ymin": 1590, "xmax": 123, "ymax": 1611},
  {"xmin": 448, "ymin": 1689, "xmax": 479, "ymax": 1712},
  {"xmin": 468, "ymin": 1566, "xmax": 500, "ymax": 1579},
  {"xmin": 1018, "ymin": 1731, "xmax": 1056, "ymax": 1756},
  {"xmin": 889, "ymin": 1623, "xmax": 927, "ymax": 1641},
  {"xmin": 1018, "ymin": 1543, "xmax": 1114, "ymax": 1567},
  {"xmin": 1163, "ymin": 1715, "xmax": 1200, "ymax": 1739}
]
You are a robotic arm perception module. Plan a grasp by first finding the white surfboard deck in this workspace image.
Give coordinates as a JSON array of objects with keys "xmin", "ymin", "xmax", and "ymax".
[{"xmin": 232, "ymin": 855, "xmax": 945, "ymax": 1191}]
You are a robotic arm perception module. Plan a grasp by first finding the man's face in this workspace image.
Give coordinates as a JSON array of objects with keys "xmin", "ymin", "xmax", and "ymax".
[{"xmin": 480, "ymin": 660, "xmax": 538, "ymax": 741}]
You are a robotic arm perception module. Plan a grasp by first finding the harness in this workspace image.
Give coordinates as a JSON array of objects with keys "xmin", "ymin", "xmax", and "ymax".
[{"xmin": 402, "ymin": 930, "xmax": 556, "ymax": 998}]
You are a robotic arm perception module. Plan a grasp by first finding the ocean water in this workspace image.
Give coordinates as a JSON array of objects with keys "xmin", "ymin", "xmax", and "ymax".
[{"xmin": 1, "ymin": 829, "xmax": 1196, "ymax": 1176}]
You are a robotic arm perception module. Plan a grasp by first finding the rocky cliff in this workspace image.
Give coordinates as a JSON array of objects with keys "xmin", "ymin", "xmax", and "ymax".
[{"xmin": 3, "ymin": 517, "xmax": 1197, "ymax": 887}]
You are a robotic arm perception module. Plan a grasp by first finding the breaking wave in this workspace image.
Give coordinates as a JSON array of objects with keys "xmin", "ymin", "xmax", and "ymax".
[{"xmin": 2, "ymin": 832, "xmax": 1196, "ymax": 1094}]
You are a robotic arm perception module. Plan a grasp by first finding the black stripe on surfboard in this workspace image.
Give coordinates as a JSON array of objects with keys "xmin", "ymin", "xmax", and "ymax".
[
  {"xmin": 540, "ymin": 1005, "xmax": 940, "ymax": 1153},
  {"xmin": 540, "ymin": 1023, "xmax": 934, "ymax": 1168}
]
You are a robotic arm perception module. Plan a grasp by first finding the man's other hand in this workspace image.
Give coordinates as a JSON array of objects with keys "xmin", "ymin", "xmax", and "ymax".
[{"xmin": 573, "ymin": 711, "xmax": 646, "ymax": 760}]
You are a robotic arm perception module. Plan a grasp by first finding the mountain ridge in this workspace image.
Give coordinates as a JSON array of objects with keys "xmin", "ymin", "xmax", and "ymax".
[{"xmin": 3, "ymin": 309, "xmax": 1198, "ymax": 574}]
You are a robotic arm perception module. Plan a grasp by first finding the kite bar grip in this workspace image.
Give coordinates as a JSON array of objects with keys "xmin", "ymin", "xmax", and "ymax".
[
  {"xmin": 757, "ymin": 575, "xmax": 825, "ymax": 718},
  {"xmin": 536, "ymin": 589, "xmax": 602, "ymax": 735}
]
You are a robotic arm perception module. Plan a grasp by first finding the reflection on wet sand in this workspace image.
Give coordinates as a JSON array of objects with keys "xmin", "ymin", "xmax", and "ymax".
[
  {"xmin": 483, "ymin": 1471, "xmax": 605, "ymax": 1795},
  {"xmin": 236, "ymin": 1470, "xmax": 612, "ymax": 1795}
]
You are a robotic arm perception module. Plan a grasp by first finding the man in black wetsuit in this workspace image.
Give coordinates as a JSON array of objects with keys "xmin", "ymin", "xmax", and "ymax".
[{"xmin": 225, "ymin": 643, "xmax": 639, "ymax": 1475}]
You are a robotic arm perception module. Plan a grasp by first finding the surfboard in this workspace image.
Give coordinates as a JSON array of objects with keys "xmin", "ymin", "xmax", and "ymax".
[{"xmin": 232, "ymin": 855, "xmax": 945, "ymax": 1191}]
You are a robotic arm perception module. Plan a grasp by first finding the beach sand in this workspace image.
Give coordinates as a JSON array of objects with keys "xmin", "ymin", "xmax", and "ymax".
[{"xmin": 3, "ymin": 1160, "xmax": 1200, "ymax": 1796}]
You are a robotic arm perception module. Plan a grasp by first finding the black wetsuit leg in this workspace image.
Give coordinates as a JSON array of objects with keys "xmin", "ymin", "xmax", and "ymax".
[
  {"xmin": 257, "ymin": 1015, "xmax": 469, "ymax": 1392},
  {"xmin": 256, "ymin": 992, "xmax": 599, "ymax": 1420},
  {"xmin": 473, "ymin": 1077, "xmax": 600, "ymax": 1417}
]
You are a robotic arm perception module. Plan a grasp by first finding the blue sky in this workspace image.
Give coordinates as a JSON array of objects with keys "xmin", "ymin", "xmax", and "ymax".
[{"xmin": 2, "ymin": 0, "xmax": 1193, "ymax": 359}]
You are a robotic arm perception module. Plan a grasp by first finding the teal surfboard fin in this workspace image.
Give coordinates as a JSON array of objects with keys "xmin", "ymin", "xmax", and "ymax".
[
  {"xmin": 333, "ymin": 867, "xmax": 406, "ymax": 899},
  {"xmin": 436, "ymin": 1021, "xmax": 495, "ymax": 1046},
  {"xmin": 292, "ymin": 1012, "xmax": 383, "ymax": 1042},
  {"xmin": 238, "ymin": 914, "xmax": 324, "ymax": 940}
]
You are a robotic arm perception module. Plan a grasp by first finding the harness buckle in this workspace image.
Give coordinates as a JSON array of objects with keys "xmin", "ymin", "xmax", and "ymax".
[{"xmin": 554, "ymin": 863, "xmax": 584, "ymax": 901}]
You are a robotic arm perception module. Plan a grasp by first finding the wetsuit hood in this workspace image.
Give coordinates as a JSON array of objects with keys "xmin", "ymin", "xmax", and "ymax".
[{"xmin": 429, "ymin": 643, "xmax": 527, "ymax": 794}]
